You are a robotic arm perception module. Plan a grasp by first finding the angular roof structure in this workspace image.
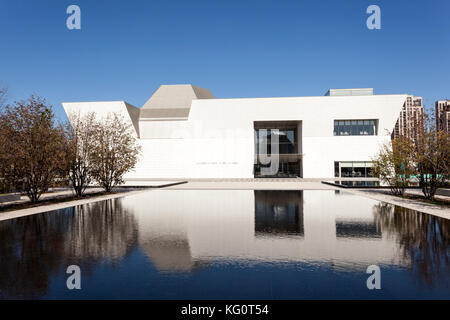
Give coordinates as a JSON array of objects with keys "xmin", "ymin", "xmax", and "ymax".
[
  {"xmin": 139, "ymin": 84, "xmax": 215, "ymax": 120},
  {"xmin": 63, "ymin": 101, "xmax": 140, "ymax": 137}
]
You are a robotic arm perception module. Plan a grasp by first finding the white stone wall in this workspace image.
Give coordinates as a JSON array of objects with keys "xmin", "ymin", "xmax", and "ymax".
[
  {"xmin": 134, "ymin": 94, "xmax": 406, "ymax": 179},
  {"xmin": 64, "ymin": 94, "xmax": 406, "ymax": 179}
]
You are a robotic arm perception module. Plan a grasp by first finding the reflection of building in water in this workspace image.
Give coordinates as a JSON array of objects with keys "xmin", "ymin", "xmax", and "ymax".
[
  {"xmin": 120, "ymin": 189, "xmax": 414, "ymax": 271},
  {"xmin": 333, "ymin": 191, "xmax": 381, "ymax": 239},
  {"xmin": 121, "ymin": 189, "xmax": 256, "ymax": 270},
  {"xmin": 140, "ymin": 236, "xmax": 194, "ymax": 272},
  {"xmin": 254, "ymin": 190, "xmax": 303, "ymax": 236}
]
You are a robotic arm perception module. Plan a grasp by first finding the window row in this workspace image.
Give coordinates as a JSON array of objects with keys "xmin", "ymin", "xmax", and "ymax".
[{"xmin": 334, "ymin": 120, "xmax": 377, "ymax": 136}]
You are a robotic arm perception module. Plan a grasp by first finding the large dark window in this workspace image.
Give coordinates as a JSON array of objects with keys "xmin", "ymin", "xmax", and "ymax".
[
  {"xmin": 255, "ymin": 128, "xmax": 297, "ymax": 155},
  {"xmin": 334, "ymin": 120, "xmax": 377, "ymax": 136},
  {"xmin": 254, "ymin": 121, "xmax": 302, "ymax": 178}
]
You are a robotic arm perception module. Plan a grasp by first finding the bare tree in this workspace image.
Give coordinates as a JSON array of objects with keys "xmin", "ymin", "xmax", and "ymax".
[
  {"xmin": 66, "ymin": 112, "xmax": 97, "ymax": 197},
  {"xmin": 0, "ymin": 96, "xmax": 69, "ymax": 202},
  {"xmin": 89, "ymin": 113, "xmax": 141, "ymax": 192}
]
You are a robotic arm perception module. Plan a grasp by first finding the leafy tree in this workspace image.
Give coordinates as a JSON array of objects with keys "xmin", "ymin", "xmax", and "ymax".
[
  {"xmin": 413, "ymin": 114, "xmax": 450, "ymax": 200},
  {"xmin": 88, "ymin": 113, "xmax": 141, "ymax": 192},
  {"xmin": 373, "ymin": 110, "xmax": 449, "ymax": 200},
  {"xmin": 66, "ymin": 112, "xmax": 97, "ymax": 197},
  {"xmin": 372, "ymin": 136, "xmax": 415, "ymax": 195},
  {"xmin": 0, "ymin": 87, "xmax": 11, "ymax": 193},
  {"xmin": 0, "ymin": 96, "xmax": 68, "ymax": 202}
]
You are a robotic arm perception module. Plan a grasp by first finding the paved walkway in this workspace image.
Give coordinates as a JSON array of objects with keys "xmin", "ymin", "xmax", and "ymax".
[
  {"xmin": 168, "ymin": 181, "xmax": 449, "ymax": 219},
  {"xmin": 167, "ymin": 180, "xmax": 334, "ymax": 190}
]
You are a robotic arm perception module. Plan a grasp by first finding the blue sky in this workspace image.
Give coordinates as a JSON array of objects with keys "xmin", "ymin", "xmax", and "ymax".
[{"xmin": 0, "ymin": 0, "xmax": 449, "ymax": 121}]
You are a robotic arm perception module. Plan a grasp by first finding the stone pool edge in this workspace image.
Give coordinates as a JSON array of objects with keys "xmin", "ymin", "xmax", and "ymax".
[
  {"xmin": 0, "ymin": 181, "xmax": 448, "ymax": 222},
  {"xmin": 345, "ymin": 189, "xmax": 450, "ymax": 220},
  {"xmin": 0, "ymin": 189, "xmax": 151, "ymax": 222}
]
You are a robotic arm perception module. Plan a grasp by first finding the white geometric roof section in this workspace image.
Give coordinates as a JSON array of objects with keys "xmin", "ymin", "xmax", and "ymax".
[
  {"xmin": 62, "ymin": 101, "xmax": 140, "ymax": 137},
  {"xmin": 140, "ymin": 84, "xmax": 215, "ymax": 121}
]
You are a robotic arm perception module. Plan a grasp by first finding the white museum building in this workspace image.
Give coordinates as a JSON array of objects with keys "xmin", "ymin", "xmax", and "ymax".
[{"xmin": 62, "ymin": 85, "xmax": 407, "ymax": 181}]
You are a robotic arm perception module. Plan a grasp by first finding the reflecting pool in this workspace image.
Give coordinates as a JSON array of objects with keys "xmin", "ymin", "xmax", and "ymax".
[{"xmin": 0, "ymin": 190, "xmax": 448, "ymax": 299}]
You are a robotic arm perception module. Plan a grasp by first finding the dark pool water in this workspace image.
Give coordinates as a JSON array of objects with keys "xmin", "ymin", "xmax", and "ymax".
[{"xmin": 0, "ymin": 189, "xmax": 448, "ymax": 299}]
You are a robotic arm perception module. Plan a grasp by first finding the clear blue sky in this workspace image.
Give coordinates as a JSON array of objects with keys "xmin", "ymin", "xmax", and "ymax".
[{"xmin": 0, "ymin": 0, "xmax": 449, "ymax": 121}]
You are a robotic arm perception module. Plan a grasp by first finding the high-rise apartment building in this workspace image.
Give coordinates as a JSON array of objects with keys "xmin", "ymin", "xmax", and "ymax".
[
  {"xmin": 436, "ymin": 99, "xmax": 450, "ymax": 134},
  {"xmin": 392, "ymin": 95, "xmax": 424, "ymax": 140}
]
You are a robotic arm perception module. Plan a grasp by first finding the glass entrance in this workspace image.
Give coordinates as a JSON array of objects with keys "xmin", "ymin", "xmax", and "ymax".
[{"xmin": 254, "ymin": 121, "xmax": 302, "ymax": 178}]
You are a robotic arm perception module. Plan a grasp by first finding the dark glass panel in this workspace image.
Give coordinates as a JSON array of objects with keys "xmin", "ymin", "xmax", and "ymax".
[
  {"xmin": 341, "ymin": 166, "xmax": 353, "ymax": 177},
  {"xmin": 353, "ymin": 166, "xmax": 366, "ymax": 177}
]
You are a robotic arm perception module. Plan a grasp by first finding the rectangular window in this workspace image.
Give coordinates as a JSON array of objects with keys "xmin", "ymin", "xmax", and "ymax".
[
  {"xmin": 333, "ymin": 120, "xmax": 377, "ymax": 136},
  {"xmin": 335, "ymin": 161, "xmax": 373, "ymax": 178}
]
